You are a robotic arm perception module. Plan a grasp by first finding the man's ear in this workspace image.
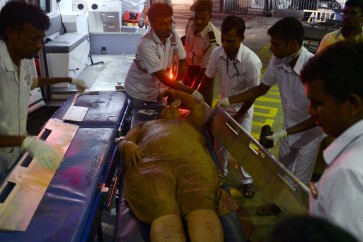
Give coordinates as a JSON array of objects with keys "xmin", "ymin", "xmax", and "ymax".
[
  {"xmin": 347, "ymin": 93, "xmax": 363, "ymax": 117},
  {"xmin": 5, "ymin": 27, "xmax": 17, "ymax": 41},
  {"xmin": 240, "ymin": 34, "xmax": 245, "ymax": 42},
  {"xmin": 289, "ymin": 39, "xmax": 300, "ymax": 52}
]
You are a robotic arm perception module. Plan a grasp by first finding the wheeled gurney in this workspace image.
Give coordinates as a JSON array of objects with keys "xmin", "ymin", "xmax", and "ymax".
[
  {"xmin": 114, "ymin": 104, "xmax": 247, "ymax": 242},
  {"xmin": 114, "ymin": 104, "xmax": 310, "ymax": 242}
]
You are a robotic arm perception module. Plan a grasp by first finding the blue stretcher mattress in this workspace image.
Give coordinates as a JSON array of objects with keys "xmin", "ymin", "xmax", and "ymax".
[
  {"xmin": 0, "ymin": 91, "xmax": 130, "ymax": 241},
  {"xmin": 114, "ymin": 106, "xmax": 246, "ymax": 242},
  {"xmin": 0, "ymin": 128, "xmax": 117, "ymax": 242},
  {"xmin": 53, "ymin": 91, "xmax": 127, "ymax": 129}
]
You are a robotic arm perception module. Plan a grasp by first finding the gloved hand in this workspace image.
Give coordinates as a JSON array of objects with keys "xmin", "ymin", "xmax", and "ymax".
[
  {"xmin": 71, "ymin": 78, "xmax": 88, "ymax": 93},
  {"xmin": 21, "ymin": 136, "xmax": 62, "ymax": 170},
  {"xmin": 192, "ymin": 90, "xmax": 204, "ymax": 101},
  {"xmin": 265, "ymin": 129, "xmax": 287, "ymax": 142},
  {"xmin": 218, "ymin": 97, "xmax": 230, "ymax": 107}
]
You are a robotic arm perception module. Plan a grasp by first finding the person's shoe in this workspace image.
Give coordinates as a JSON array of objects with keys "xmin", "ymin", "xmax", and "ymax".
[
  {"xmin": 240, "ymin": 183, "xmax": 255, "ymax": 199},
  {"xmin": 256, "ymin": 203, "xmax": 282, "ymax": 216}
]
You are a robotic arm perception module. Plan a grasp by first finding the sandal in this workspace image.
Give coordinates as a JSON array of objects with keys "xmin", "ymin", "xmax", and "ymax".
[
  {"xmin": 256, "ymin": 203, "xmax": 282, "ymax": 216},
  {"xmin": 242, "ymin": 183, "xmax": 255, "ymax": 199}
]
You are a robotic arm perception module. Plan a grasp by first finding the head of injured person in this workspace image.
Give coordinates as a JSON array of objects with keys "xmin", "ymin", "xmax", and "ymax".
[
  {"xmin": 148, "ymin": 3, "xmax": 173, "ymax": 40},
  {"xmin": 159, "ymin": 105, "xmax": 181, "ymax": 120},
  {"xmin": 190, "ymin": 0, "xmax": 213, "ymax": 34}
]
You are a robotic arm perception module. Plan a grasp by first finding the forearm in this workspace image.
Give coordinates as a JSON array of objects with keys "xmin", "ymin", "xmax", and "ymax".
[
  {"xmin": 234, "ymin": 100, "xmax": 255, "ymax": 121},
  {"xmin": 155, "ymin": 70, "xmax": 194, "ymax": 94},
  {"xmin": 118, "ymin": 125, "xmax": 141, "ymax": 152},
  {"xmin": 35, "ymin": 77, "xmax": 72, "ymax": 88},
  {"xmin": 228, "ymin": 84, "xmax": 269, "ymax": 104},
  {"xmin": 286, "ymin": 116, "xmax": 317, "ymax": 135},
  {"xmin": 0, "ymin": 135, "xmax": 27, "ymax": 147}
]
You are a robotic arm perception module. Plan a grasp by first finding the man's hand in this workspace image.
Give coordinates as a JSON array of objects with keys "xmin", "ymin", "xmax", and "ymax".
[
  {"xmin": 265, "ymin": 129, "xmax": 287, "ymax": 142},
  {"xmin": 71, "ymin": 78, "xmax": 89, "ymax": 93},
  {"xmin": 21, "ymin": 136, "xmax": 62, "ymax": 170},
  {"xmin": 123, "ymin": 141, "xmax": 143, "ymax": 169},
  {"xmin": 217, "ymin": 97, "xmax": 230, "ymax": 107},
  {"xmin": 161, "ymin": 88, "xmax": 176, "ymax": 98}
]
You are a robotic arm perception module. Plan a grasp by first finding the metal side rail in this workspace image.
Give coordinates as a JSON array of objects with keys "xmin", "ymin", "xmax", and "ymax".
[{"xmin": 210, "ymin": 107, "xmax": 309, "ymax": 215}]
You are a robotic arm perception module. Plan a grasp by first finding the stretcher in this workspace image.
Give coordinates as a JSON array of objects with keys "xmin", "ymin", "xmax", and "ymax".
[
  {"xmin": 0, "ymin": 91, "xmax": 130, "ymax": 242},
  {"xmin": 114, "ymin": 105, "xmax": 247, "ymax": 242},
  {"xmin": 210, "ymin": 107, "xmax": 309, "ymax": 214}
]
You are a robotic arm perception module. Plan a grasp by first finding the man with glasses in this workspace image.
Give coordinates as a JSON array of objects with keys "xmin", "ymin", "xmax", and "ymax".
[
  {"xmin": 199, "ymin": 15, "xmax": 262, "ymax": 199},
  {"xmin": 317, "ymin": 0, "xmax": 363, "ymax": 52},
  {"xmin": 182, "ymin": 0, "xmax": 221, "ymax": 106}
]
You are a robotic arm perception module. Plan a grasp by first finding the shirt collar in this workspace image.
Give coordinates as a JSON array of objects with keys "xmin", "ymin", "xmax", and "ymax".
[
  {"xmin": 193, "ymin": 21, "xmax": 212, "ymax": 39},
  {"xmin": 150, "ymin": 28, "xmax": 173, "ymax": 45},
  {"xmin": 0, "ymin": 41, "xmax": 16, "ymax": 72},
  {"xmin": 219, "ymin": 43, "xmax": 244, "ymax": 62},
  {"xmin": 323, "ymin": 120, "xmax": 363, "ymax": 165},
  {"xmin": 292, "ymin": 46, "xmax": 308, "ymax": 75},
  {"xmin": 273, "ymin": 46, "xmax": 308, "ymax": 76}
]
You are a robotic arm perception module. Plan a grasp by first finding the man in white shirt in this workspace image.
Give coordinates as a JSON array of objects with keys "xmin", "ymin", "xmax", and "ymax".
[
  {"xmin": 217, "ymin": 17, "xmax": 325, "ymax": 203},
  {"xmin": 124, "ymin": 3, "xmax": 201, "ymax": 108},
  {"xmin": 0, "ymin": 1, "xmax": 88, "ymax": 176},
  {"xmin": 200, "ymin": 15, "xmax": 262, "ymax": 199},
  {"xmin": 302, "ymin": 40, "xmax": 363, "ymax": 242},
  {"xmin": 182, "ymin": 0, "xmax": 221, "ymax": 105}
]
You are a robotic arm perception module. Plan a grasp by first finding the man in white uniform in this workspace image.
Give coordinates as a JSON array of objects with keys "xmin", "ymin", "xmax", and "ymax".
[
  {"xmin": 218, "ymin": 17, "xmax": 325, "ymax": 204},
  {"xmin": 302, "ymin": 40, "xmax": 363, "ymax": 242},
  {"xmin": 0, "ymin": 1, "xmax": 88, "ymax": 177},
  {"xmin": 182, "ymin": 0, "xmax": 221, "ymax": 105},
  {"xmin": 124, "ymin": 3, "xmax": 201, "ymax": 108},
  {"xmin": 200, "ymin": 15, "xmax": 262, "ymax": 199}
]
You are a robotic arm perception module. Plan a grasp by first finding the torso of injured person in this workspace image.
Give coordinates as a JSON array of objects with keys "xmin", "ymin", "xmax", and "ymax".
[{"xmin": 124, "ymin": 117, "xmax": 239, "ymax": 223}]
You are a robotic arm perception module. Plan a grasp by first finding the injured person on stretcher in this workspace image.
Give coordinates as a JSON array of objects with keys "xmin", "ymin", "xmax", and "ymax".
[{"xmin": 117, "ymin": 89, "xmax": 239, "ymax": 242}]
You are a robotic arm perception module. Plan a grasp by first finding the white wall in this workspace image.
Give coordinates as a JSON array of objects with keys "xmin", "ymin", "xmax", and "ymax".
[{"xmin": 172, "ymin": 0, "xmax": 193, "ymax": 5}]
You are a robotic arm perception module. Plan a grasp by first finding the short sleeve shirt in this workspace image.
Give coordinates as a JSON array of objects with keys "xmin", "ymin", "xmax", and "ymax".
[
  {"xmin": 205, "ymin": 43, "xmax": 262, "ymax": 118},
  {"xmin": 0, "ymin": 41, "xmax": 36, "ymax": 173},
  {"xmin": 124, "ymin": 29, "xmax": 186, "ymax": 102},
  {"xmin": 184, "ymin": 21, "xmax": 221, "ymax": 68},
  {"xmin": 317, "ymin": 27, "xmax": 363, "ymax": 53},
  {"xmin": 309, "ymin": 120, "xmax": 363, "ymax": 241},
  {"xmin": 262, "ymin": 47, "xmax": 324, "ymax": 147}
]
